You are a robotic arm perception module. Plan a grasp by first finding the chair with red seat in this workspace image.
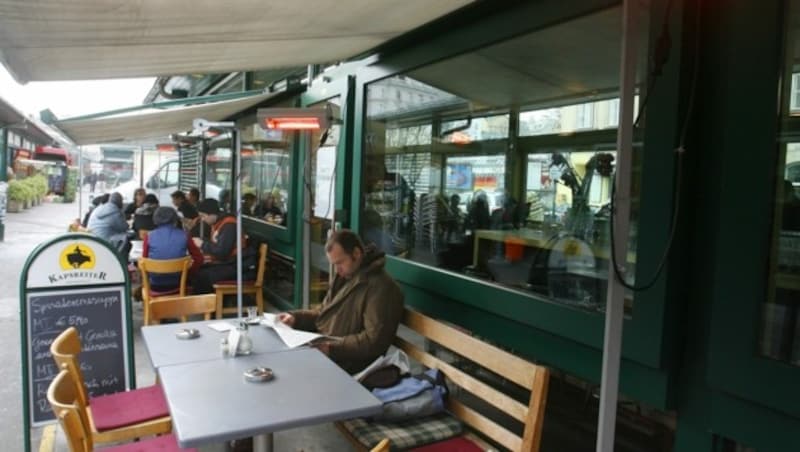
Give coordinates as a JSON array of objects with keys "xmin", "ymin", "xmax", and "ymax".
[
  {"xmin": 50, "ymin": 327, "xmax": 172, "ymax": 445},
  {"xmin": 139, "ymin": 256, "xmax": 192, "ymax": 325},
  {"xmin": 48, "ymin": 369, "xmax": 194, "ymax": 452},
  {"xmin": 214, "ymin": 243, "xmax": 268, "ymax": 319}
]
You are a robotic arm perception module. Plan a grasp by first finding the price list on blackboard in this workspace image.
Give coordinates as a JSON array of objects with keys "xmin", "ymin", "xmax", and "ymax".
[{"xmin": 26, "ymin": 287, "xmax": 128, "ymax": 424}]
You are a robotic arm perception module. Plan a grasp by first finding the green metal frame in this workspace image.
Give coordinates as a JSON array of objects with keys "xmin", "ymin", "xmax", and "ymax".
[
  {"xmin": 342, "ymin": 0, "xmax": 687, "ymax": 408},
  {"xmin": 289, "ymin": 74, "xmax": 356, "ymax": 309},
  {"xmin": 19, "ymin": 234, "xmax": 134, "ymax": 452},
  {"xmin": 705, "ymin": 0, "xmax": 800, "ymax": 424}
]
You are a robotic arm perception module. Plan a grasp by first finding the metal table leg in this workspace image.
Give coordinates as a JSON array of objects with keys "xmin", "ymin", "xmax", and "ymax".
[{"xmin": 253, "ymin": 433, "xmax": 273, "ymax": 452}]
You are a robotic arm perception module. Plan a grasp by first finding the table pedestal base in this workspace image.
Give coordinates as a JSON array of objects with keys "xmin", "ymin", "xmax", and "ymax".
[{"xmin": 254, "ymin": 433, "xmax": 273, "ymax": 452}]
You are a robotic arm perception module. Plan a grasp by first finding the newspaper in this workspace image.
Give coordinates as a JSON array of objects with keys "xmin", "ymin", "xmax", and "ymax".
[{"xmin": 261, "ymin": 313, "xmax": 340, "ymax": 348}]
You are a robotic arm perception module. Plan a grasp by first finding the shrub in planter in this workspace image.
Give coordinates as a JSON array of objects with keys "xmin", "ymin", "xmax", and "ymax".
[
  {"xmin": 63, "ymin": 168, "xmax": 78, "ymax": 203},
  {"xmin": 6, "ymin": 180, "xmax": 24, "ymax": 213}
]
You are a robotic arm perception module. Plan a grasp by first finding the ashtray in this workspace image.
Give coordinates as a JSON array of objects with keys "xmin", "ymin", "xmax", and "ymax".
[
  {"xmin": 243, "ymin": 367, "xmax": 274, "ymax": 383},
  {"xmin": 175, "ymin": 328, "xmax": 200, "ymax": 340},
  {"xmin": 245, "ymin": 317, "xmax": 261, "ymax": 325}
]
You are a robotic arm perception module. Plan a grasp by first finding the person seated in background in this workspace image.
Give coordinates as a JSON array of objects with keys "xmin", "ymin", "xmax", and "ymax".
[
  {"xmin": 191, "ymin": 198, "xmax": 255, "ymax": 294},
  {"xmin": 124, "ymin": 188, "xmax": 147, "ymax": 220},
  {"xmin": 218, "ymin": 189, "xmax": 232, "ymax": 213},
  {"xmin": 82, "ymin": 193, "xmax": 110, "ymax": 228},
  {"xmin": 171, "ymin": 190, "xmax": 200, "ymax": 234},
  {"xmin": 255, "ymin": 191, "xmax": 284, "ymax": 223},
  {"xmin": 132, "ymin": 194, "xmax": 159, "ymax": 237},
  {"xmin": 242, "ymin": 193, "xmax": 257, "ymax": 216},
  {"xmin": 87, "ymin": 192, "xmax": 129, "ymax": 256},
  {"xmin": 277, "ymin": 230, "xmax": 404, "ymax": 374},
  {"xmin": 143, "ymin": 206, "xmax": 204, "ymax": 292},
  {"xmin": 187, "ymin": 187, "xmax": 200, "ymax": 207}
]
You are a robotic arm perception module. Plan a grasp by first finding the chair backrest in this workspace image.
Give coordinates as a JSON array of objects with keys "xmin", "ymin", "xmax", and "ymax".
[
  {"xmin": 253, "ymin": 243, "xmax": 268, "ymax": 287},
  {"xmin": 50, "ymin": 327, "xmax": 90, "ymax": 408},
  {"xmin": 138, "ymin": 256, "xmax": 192, "ymax": 301},
  {"xmin": 48, "ymin": 369, "xmax": 94, "ymax": 452},
  {"xmin": 148, "ymin": 294, "xmax": 217, "ymax": 324},
  {"xmin": 395, "ymin": 308, "xmax": 549, "ymax": 452}
]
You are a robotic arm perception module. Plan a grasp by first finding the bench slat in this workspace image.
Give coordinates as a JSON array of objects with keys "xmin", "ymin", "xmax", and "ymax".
[
  {"xmin": 396, "ymin": 337, "xmax": 529, "ymax": 422},
  {"xmin": 521, "ymin": 367, "xmax": 549, "ymax": 452},
  {"xmin": 404, "ymin": 309, "xmax": 540, "ymax": 389},
  {"xmin": 448, "ymin": 398, "xmax": 522, "ymax": 451}
]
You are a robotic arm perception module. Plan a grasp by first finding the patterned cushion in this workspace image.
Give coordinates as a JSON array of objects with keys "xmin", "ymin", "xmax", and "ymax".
[
  {"xmin": 106, "ymin": 433, "xmax": 196, "ymax": 451},
  {"xmin": 90, "ymin": 385, "xmax": 169, "ymax": 431},
  {"xmin": 341, "ymin": 412, "xmax": 462, "ymax": 450}
]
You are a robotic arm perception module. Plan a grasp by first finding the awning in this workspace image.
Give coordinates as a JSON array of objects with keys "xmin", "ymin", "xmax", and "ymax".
[
  {"xmin": 55, "ymin": 90, "xmax": 280, "ymax": 145},
  {"xmin": 0, "ymin": 0, "xmax": 473, "ymax": 84}
]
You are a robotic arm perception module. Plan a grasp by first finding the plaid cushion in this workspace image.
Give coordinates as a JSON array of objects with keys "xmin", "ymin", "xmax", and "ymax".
[{"xmin": 341, "ymin": 412, "xmax": 462, "ymax": 450}]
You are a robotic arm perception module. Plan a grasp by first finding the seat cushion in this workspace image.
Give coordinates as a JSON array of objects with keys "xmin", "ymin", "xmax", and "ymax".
[
  {"xmin": 90, "ymin": 384, "xmax": 169, "ymax": 431},
  {"xmin": 105, "ymin": 433, "xmax": 197, "ymax": 451},
  {"xmin": 410, "ymin": 436, "xmax": 483, "ymax": 452},
  {"xmin": 147, "ymin": 288, "xmax": 180, "ymax": 297},
  {"xmin": 341, "ymin": 412, "xmax": 462, "ymax": 450}
]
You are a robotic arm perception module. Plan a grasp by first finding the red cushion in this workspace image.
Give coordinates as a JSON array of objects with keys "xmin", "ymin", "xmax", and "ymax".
[
  {"xmin": 411, "ymin": 437, "xmax": 483, "ymax": 452},
  {"xmin": 105, "ymin": 433, "xmax": 196, "ymax": 451},
  {"xmin": 90, "ymin": 385, "xmax": 169, "ymax": 431},
  {"xmin": 147, "ymin": 288, "xmax": 180, "ymax": 297},
  {"xmin": 214, "ymin": 280, "xmax": 255, "ymax": 287}
]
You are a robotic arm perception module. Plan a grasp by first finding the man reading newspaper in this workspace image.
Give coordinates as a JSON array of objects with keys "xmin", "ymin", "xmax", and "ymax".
[{"xmin": 278, "ymin": 230, "xmax": 404, "ymax": 374}]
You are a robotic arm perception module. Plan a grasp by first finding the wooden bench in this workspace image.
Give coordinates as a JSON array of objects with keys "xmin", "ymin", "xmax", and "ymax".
[{"xmin": 337, "ymin": 308, "xmax": 550, "ymax": 451}]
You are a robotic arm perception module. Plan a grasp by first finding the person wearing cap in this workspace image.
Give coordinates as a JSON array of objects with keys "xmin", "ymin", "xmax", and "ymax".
[
  {"xmin": 87, "ymin": 192, "xmax": 130, "ymax": 255},
  {"xmin": 143, "ymin": 206, "xmax": 204, "ymax": 292},
  {"xmin": 192, "ymin": 198, "xmax": 253, "ymax": 294}
]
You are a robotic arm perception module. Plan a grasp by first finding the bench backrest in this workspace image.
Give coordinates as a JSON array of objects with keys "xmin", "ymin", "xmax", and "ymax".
[{"xmin": 394, "ymin": 308, "xmax": 549, "ymax": 452}]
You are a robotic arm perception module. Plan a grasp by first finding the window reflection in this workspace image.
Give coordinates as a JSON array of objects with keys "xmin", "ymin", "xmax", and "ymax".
[
  {"xmin": 361, "ymin": 7, "xmax": 641, "ymax": 313},
  {"xmin": 761, "ymin": 143, "xmax": 800, "ymax": 365},
  {"xmin": 242, "ymin": 126, "xmax": 293, "ymax": 227}
]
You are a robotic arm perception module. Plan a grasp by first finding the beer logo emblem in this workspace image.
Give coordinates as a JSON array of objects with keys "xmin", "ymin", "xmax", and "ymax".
[{"xmin": 60, "ymin": 244, "xmax": 96, "ymax": 270}]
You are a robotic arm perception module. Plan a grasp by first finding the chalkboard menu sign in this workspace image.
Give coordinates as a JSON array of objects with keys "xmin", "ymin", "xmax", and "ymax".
[
  {"xmin": 26, "ymin": 287, "xmax": 128, "ymax": 424},
  {"xmin": 20, "ymin": 234, "xmax": 132, "ymax": 440}
]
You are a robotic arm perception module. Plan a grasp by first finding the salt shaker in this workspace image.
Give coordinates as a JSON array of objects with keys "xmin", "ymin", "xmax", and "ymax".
[
  {"xmin": 220, "ymin": 337, "xmax": 230, "ymax": 357},
  {"xmin": 236, "ymin": 322, "xmax": 253, "ymax": 355}
]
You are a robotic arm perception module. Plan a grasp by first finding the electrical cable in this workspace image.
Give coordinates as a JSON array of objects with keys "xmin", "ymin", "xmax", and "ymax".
[{"xmin": 609, "ymin": 0, "xmax": 701, "ymax": 291}]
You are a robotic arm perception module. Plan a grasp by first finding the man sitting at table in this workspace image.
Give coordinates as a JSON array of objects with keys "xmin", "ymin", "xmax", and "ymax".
[
  {"xmin": 192, "ymin": 198, "xmax": 255, "ymax": 294},
  {"xmin": 277, "ymin": 230, "xmax": 404, "ymax": 374},
  {"xmin": 143, "ymin": 206, "xmax": 204, "ymax": 292}
]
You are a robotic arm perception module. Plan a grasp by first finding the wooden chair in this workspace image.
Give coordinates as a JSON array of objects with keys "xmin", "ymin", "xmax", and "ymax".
[
  {"xmin": 48, "ymin": 370, "xmax": 194, "ymax": 452},
  {"xmin": 370, "ymin": 439, "xmax": 390, "ymax": 452},
  {"xmin": 138, "ymin": 256, "xmax": 192, "ymax": 325},
  {"xmin": 149, "ymin": 294, "xmax": 217, "ymax": 324},
  {"xmin": 214, "ymin": 243, "xmax": 268, "ymax": 319},
  {"xmin": 50, "ymin": 327, "xmax": 172, "ymax": 445}
]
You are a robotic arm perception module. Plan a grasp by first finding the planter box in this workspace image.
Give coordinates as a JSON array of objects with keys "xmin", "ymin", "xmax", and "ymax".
[{"xmin": 7, "ymin": 200, "xmax": 21, "ymax": 213}]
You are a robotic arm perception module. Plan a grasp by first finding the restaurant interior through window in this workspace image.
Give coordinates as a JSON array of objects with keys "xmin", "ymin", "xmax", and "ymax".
[{"xmin": 361, "ymin": 5, "xmax": 645, "ymax": 313}]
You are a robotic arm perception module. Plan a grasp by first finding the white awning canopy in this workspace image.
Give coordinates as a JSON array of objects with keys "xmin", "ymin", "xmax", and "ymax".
[
  {"xmin": 0, "ymin": 0, "xmax": 473, "ymax": 83},
  {"xmin": 55, "ymin": 90, "xmax": 278, "ymax": 145}
]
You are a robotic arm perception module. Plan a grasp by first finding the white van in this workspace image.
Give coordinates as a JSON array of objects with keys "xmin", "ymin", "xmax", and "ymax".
[{"xmin": 114, "ymin": 158, "xmax": 221, "ymax": 205}]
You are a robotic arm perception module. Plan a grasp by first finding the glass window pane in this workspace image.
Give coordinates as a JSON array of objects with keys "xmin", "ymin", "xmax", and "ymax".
[
  {"xmin": 240, "ymin": 123, "xmax": 294, "ymax": 228},
  {"xmin": 361, "ymin": 6, "xmax": 642, "ymax": 313},
  {"xmin": 760, "ymin": 143, "xmax": 800, "ymax": 365}
]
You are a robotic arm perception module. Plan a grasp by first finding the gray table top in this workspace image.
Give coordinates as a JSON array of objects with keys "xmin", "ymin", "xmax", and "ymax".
[
  {"xmin": 141, "ymin": 319, "xmax": 288, "ymax": 369},
  {"xmin": 158, "ymin": 347, "xmax": 382, "ymax": 448}
]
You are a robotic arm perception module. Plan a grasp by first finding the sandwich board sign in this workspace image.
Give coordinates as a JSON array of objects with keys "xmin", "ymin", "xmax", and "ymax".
[{"xmin": 19, "ymin": 233, "xmax": 134, "ymax": 452}]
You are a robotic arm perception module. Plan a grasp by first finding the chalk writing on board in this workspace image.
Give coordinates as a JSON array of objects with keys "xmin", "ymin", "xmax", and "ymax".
[{"xmin": 26, "ymin": 287, "xmax": 128, "ymax": 425}]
